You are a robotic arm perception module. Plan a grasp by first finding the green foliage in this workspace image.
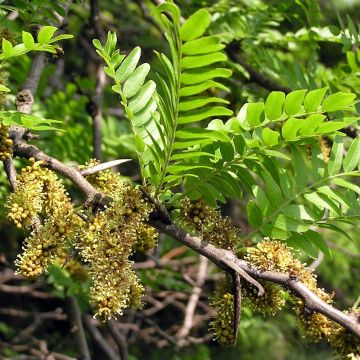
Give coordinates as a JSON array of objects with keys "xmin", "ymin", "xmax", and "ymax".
[
  {"xmin": 93, "ymin": 32, "xmax": 159, "ymax": 179},
  {"xmin": 47, "ymin": 263, "xmax": 90, "ymax": 308},
  {"xmin": 95, "ymin": 2, "xmax": 360, "ymax": 260},
  {"xmin": 0, "ymin": 110, "xmax": 63, "ymax": 131},
  {"xmin": 0, "ymin": 26, "xmax": 73, "ymax": 62}
]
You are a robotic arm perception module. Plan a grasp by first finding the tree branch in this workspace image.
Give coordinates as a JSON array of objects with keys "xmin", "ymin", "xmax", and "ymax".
[
  {"xmin": 106, "ymin": 319, "xmax": 129, "ymax": 360},
  {"xmin": 176, "ymin": 255, "xmax": 208, "ymax": 340},
  {"xmin": 11, "ymin": 140, "xmax": 101, "ymax": 203},
  {"xmin": 6, "ymin": 137, "xmax": 360, "ymax": 338},
  {"xmin": 67, "ymin": 296, "xmax": 91, "ymax": 360},
  {"xmin": 83, "ymin": 315, "xmax": 119, "ymax": 360},
  {"xmin": 151, "ymin": 220, "xmax": 360, "ymax": 339}
]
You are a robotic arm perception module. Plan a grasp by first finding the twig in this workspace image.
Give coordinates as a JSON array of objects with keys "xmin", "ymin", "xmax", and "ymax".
[
  {"xmin": 89, "ymin": 0, "xmax": 106, "ymax": 42},
  {"xmin": 151, "ymin": 220, "xmax": 360, "ymax": 339},
  {"xmin": 20, "ymin": 53, "xmax": 48, "ymax": 99},
  {"xmin": 3, "ymin": 53, "xmax": 47, "ymax": 189},
  {"xmin": 309, "ymin": 251, "xmax": 324, "ymax": 270},
  {"xmin": 133, "ymin": 0, "xmax": 165, "ymax": 37},
  {"xmin": 106, "ymin": 319, "xmax": 129, "ymax": 360},
  {"xmin": 79, "ymin": 159, "xmax": 132, "ymax": 176},
  {"xmin": 12, "ymin": 316, "xmax": 42, "ymax": 344},
  {"xmin": 83, "ymin": 315, "xmax": 118, "ymax": 360},
  {"xmin": 12, "ymin": 140, "xmax": 101, "ymax": 203},
  {"xmin": 176, "ymin": 256, "xmax": 208, "ymax": 339},
  {"xmin": 6, "ymin": 123, "xmax": 360, "ymax": 338},
  {"xmin": 0, "ymin": 308, "xmax": 67, "ymax": 320},
  {"xmin": 0, "ymin": 283, "xmax": 55, "ymax": 299},
  {"xmin": 142, "ymin": 317, "xmax": 178, "ymax": 346},
  {"xmin": 352, "ymin": 294, "xmax": 360, "ymax": 310},
  {"xmin": 67, "ymin": 297, "xmax": 91, "ymax": 360},
  {"xmin": 150, "ymin": 220, "xmax": 264, "ymax": 295}
]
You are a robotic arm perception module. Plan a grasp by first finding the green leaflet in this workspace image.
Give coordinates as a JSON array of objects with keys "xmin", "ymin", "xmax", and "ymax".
[
  {"xmin": 122, "ymin": 63, "xmax": 150, "ymax": 98},
  {"xmin": 182, "ymin": 36, "xmax": 225, "ymax": 55},
  {"xmin": 321, "ymin": 92, "xmax": 356, "ymax": 112},
  {"xmin": 303, "ymin": 87, "xmax": 327, "ymax": 112},
  {"xmin": 175, "ymin": 128, "xmax": 230, "ymax": 142},
  {"xmin": 247, "ymin": 200, "xmax": 263, "ymax": 227},
  {"xmin": 115, "ymin": 47, "xmax": 141, "ymax": 82},
  {"xmin": 343, "ymin": 137, "xmax": 360, "ymax": 172},
  {"xmin": 180, "ymin": 68, "xmax": 232, "ymax": 85},
  {"xmin": 151, "ymin": 2, "xmax": 234, "ymax": 196},
  {"xmin": 128, "ymin": 81, "xmax": 156, "ymax": 113},
  {"xmin": 94, "ymin": 33, "xmax": 163, "ymax": 182},
  {"xmin": 262, "ymin": 128, "xmax": 280, "ymax": 146},
  {"xmin": 181, "ymin": 52, "xmax": 227, "ymax": 69},
  {"xmin": 178, "ymin": 106, "xmax": 233, "ymax": 124},
  {"xmin": 179, "ymin": 80, "xmax": 229, "ymax": 97},
  {"xmin": 0, "ymin": 26, "xmax": 72, "ymax": 61},
  {"xmin": 284, "ymin": 89, "xmax": 307, "ymax": 115},
  {"xmin": 0, "ymin": 111, "xmax": 62, "ymax": 129},
  {"xmin": 38, "ymin": 26, "xmax": 57, "ymax": 44},
  {"xmin": 265, "ymin": 91, "xmax": 285, "ymax": 120},
  {"xmin": 299, "ymin": 114, "xmax": 326, "ymax": 136},
  {"xmin": 178, "ymin": 96, "xmax": 229, "ymax": 111},
  {"xmin": 304, "ymin": 230, "xmax": 332, "ymax": 258},
  {"xmin": 328, "ymin": 136, "xmax": 344, "ymax": 176},
  {"xmin": 245, "ymin": 102, "xmax": 265, "ymax": 126},
  {"xmin": 180, "ymin": 9, "xmax": 211, "ymax": 41}
]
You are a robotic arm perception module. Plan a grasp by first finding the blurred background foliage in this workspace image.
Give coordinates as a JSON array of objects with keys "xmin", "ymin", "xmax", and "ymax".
[{"xmin": 0, "ymin": 0, "xmax": 359, "ymax": 359}]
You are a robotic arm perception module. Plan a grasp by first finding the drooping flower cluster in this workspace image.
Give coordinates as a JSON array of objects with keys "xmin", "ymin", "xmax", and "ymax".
[
  {"xmin": 75, "ymin": 162, "xmax": 156, "ymax": 318},
  {"xmin": 133, "ymin": 222, "xmax": 159, "ymax": 253},
  {"xmin": 244, "ymin": 239, "xmax": 360, "ymax": 359},
  {"xmin": 6, "ymin": 159, "xmax": 78, "ymax": 278},
  {"xmin": 6, "ymin": 159, "xmax": 158, "ymax": 319},
  {"xmin": 242, "ymin": 280, "xmax": 285, "ymax": 316},
  {"xmin": 179, "ymin": 198, "xmax": 239, "ymax": 250},
  {"xmin": 328, "ymin": 309, "xmax": 360, "ymax": 359},
  {"xmin": 319, "ymin": 136, "xmax": 331, "ymax": 164},
  {"xmin": 245, "ymin": 239, "xmax": 335, "ymax": 342},
  {"xmin": 209, "ymin": 282, "xmax": 235, "ymax": 346}
]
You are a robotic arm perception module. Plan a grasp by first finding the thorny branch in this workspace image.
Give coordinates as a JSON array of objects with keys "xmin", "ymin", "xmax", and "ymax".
[
  {"xmin": 2, "ymin": 2, "xmax": 360, "ymax": 347},
  {"xmin": 5, "ymin": 130, "xmax": 360, "ymax": 338}
]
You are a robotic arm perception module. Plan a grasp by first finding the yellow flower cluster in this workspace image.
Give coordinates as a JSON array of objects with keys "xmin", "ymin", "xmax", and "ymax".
[
  {"xmin": 209, "ymin": 290, "xmax": 235, "ymax": 346},
  {"xmin": 0, "ymin": 123, "xmax": 12, "ymax": 161},
  {"xmin": 319, "ymin": 136, "xmax": 331, "ymax": 164},
  {"xmin": 328, "ymin": 309, "xmax": 360, "ymax": 359},
  {"xmin": 134, "ymin": 222, "xmax": 159, "ymax": 253},
  {"xmin": 82, "ymin": 159, "xmax": 125, "ymax": 197},
  {"xmin": 76, "ymin": 166, "xmax": 154, "ymax": 319},
  {"xmin": 245, "ymin": 239, "xmax": 304, "ymax": 274},
  {"xmin": 180, "ymin": 198, "xmax": 238, "ymax": 250},
  {"xmin": 245, "ymin": 239, "xmax": 358, "ymax": 350},
  {"xmin": 6, "ymin": 159, "xmax": 79, "ymax": 277},
  {"xmin": 242, "ymin": 280, "xmax": 285, "ymax": 316},
  {"xmin": 293, "ymin": 297, "xmax": 333, "ymax": 343},
  {"xmin": 7, "ymin": 159, "xmax": 157, "ymax": 319},
  {"xmin": 15, "ymin": 220, "xmax": 62, "ymax": 278}
]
